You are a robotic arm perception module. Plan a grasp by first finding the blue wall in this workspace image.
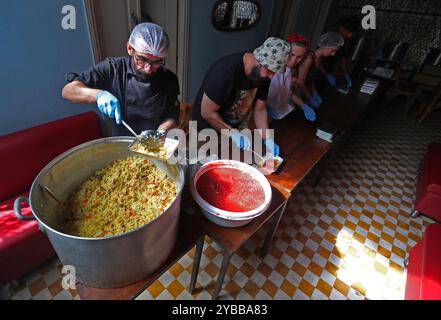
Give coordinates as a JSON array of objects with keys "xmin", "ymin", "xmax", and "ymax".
[
  {"xmin": 0, "ymin": 0, "xmax": 95, "ymax": 135},
  {"xmin": 187, "ymin": 0, "xmax": 274, "ymax": 102}
]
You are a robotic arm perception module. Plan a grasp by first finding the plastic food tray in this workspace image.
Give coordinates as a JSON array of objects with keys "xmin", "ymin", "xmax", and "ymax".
[
  {"xmin": 129, "ymin": 138, "xmax": 179, "ymax": 161},
  {"xmin": 254, "ymin": 155, "xmax": 284, "ymax": 176}
]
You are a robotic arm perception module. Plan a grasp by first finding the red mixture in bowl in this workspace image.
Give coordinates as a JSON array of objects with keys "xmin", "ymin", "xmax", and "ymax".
[{"xmin": 196, "ymin": 167, "xmax": 265, "ymax": 212}]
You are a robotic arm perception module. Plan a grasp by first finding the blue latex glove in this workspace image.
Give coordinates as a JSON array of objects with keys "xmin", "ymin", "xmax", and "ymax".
[
  {"xmin": 301, "ymin": 104, "xmax": 316, "ymax": 122},
  {"xmin": 230, "ymin": 131, "xmax": 251, "ymax": 151},
  {"xmin": 308, "ymin": 96, "xmax": 320, "ymax": 109},
  {"xmin": 96, "ymin": 91, "xmax": 122, "ymax": 124},
  {"xmin": 312, "ymin": 91, "xmax": 323, "ymax": 104},
  {"xmin": 344, "ymin": 74, "xmax": 352, "ymax": 89},
  {"xmin": 264, "ymin": 138, "xmax": 280, "ymax": 157},
  {"xmin": 326, "ymin": 73, "xmax": 337, "ymax": 87}
]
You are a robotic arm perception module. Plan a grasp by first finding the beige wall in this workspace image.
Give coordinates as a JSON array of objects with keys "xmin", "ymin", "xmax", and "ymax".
[
  {"xmin": 92, "ymin": 0, "xmax": 130, "ymax": 59},
  {"xmin": 140, "ymin": 0, "xmax": 179, "ymax": 73}
]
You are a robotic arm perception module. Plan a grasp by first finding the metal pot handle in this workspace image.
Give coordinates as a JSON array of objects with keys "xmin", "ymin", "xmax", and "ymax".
[{"xmin": 14, "ymin": 196, "xmax": 35, "ymax": 221}]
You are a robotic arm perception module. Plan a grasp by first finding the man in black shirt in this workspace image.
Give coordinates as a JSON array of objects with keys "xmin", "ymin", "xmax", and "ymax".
[
  {"xmin": 62, "ymin": 23, "xmax": 180, "ymax": 136},
  {"xmin": 192, "ymin": 37, "xmax": 291, "ymax": 156}
]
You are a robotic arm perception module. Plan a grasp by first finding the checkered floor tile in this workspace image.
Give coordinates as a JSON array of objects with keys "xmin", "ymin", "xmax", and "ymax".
[{"xmin": 6, "ymin": 103, "xmax": 441, "ymax": 300}]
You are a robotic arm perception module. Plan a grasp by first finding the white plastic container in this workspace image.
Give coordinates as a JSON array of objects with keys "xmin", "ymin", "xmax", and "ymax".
[{"xmin": 190, "ymin": 160, "xmax": 272, "ymax": 227}]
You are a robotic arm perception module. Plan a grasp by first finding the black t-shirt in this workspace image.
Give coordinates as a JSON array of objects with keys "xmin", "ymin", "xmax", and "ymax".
[
  {"xmin": 66, "ymin": 57, "xmax": 180, "ymax": 136},
  {"xmin": 192, "ymin": 52, "xmax": 270, "ymax": 131}
]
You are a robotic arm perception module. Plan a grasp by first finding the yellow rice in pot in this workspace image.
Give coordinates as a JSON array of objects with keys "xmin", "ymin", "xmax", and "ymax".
[{"xmin": 64, "ymin": 156, "xmax": 177, "ymax": 238}]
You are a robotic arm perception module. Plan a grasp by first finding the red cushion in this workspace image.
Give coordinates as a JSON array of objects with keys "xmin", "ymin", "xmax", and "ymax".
[
  {"xmin": 426, "ymin": 143, "xmax": 441, "ymax": 196},
  {"xmin": 0, "ymin": 112, "xmax": 102, "ymax": 201},
  {"xmin": 0, "ymin": 192, "xmax": 35, "ymax": 252},
  {"xmin": 405, "ymin": 224, "xmax": 441, "ymax": 300},
  {"xmin": 415, "ymin": 143, "xmax": 441, "ymax": 220},
  {"xmin": 0, "ymin": 112, "xmax": 102, "ymax": 284},
  {"xmin": 0, "ymin": 193, "xmax": 55, "ymax": 284},
  {"xmin": 420, "ymin": 224, "xmax": 441, "ymax": 299},
  {"xmin": 405, "ymin": 237, "xmax": 424, "ymax": 300}
]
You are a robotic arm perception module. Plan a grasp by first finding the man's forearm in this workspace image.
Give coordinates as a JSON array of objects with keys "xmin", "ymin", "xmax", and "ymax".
[
  {"xmin": 158, "ymin": 118, "xmax": 177, "ymax": 131},
  {"xmin": 200, "ymin": 94, "xmax": 233, "ymax": 132},
  {"xmin": 62, "ymin": 81, "xmax": 102, "ymax": 104},
  {"xmin": 203, "ymin": 112, "xmax": 233, "ymax": 132},
  {"xmin": 253, "ymin": 104, "xmax": 269, "ymax": 140},
  {"xmin": 291, "ymin": 93, "xmax": 305, "ymax": 107}
]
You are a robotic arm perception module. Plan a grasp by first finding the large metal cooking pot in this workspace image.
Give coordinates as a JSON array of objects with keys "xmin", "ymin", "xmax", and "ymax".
[{"xmin": 13, "ymin": 137, "xmax": 184, "ymax": 288}]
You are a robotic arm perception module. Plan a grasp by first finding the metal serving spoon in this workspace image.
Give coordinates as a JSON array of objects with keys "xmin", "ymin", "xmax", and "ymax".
[{"xmin": 121, "ymin": 120, "xmax": 165, "ymax": 149}]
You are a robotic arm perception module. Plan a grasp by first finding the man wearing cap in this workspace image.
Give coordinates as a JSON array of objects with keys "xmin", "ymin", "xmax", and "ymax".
[
  {"xmin": 62, "ymin": 23, "xmax": 180, "ymax": 136},
  {"xmin": 192, "ymin": 37, "xmax": 291, "ymax": 156}
]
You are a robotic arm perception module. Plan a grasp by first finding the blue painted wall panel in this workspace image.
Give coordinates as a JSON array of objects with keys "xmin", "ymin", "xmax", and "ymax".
[
  {"xmin": 187, "ymin": 0, "xmax": 274, "ymax": 102},
  {"xmin": 0, "ymin": 0, "xmax": 95, "ymax": 135}
]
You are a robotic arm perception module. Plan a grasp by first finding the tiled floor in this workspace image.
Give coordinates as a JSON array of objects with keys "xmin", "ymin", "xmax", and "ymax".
[{"xmin": 7, "ymin": 103, "xmax": 441, "ymax": 300}]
